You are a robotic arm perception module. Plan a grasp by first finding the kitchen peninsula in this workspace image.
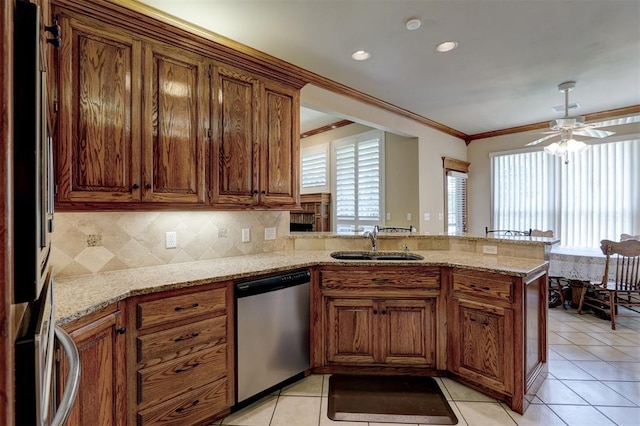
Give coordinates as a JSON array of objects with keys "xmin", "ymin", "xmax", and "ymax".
[{"xmin": 53, "ymin": 234, "xmax": 554, "ymax": 424}]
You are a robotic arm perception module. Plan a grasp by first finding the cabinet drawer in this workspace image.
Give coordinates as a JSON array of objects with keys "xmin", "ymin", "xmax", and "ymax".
[
  {"xmin": 452, "ymin": 270, "xmax": 513, "ymax": 302},
  {"xmin": 137, "ymin": 287, "xmax": 226, "ymax": 330},
  {"xmin": 138, "ymin": 345, "xmax": 226, "ymax": 407},
  {"xmin": 321, "ymin": 268, "xmax": 440, "ymax": 289},
  {"xmin": 137, "ymin": 377, "xmax": 227, "ymax": 426},
  {"xmin": 137, "ymin": 316, "xmax": 226, "ymax": 364}
]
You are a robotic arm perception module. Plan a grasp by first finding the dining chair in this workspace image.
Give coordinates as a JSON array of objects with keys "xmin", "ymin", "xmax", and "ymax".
[
  {"xmin": 530, "ymin": 229, "xmax": 553, "ymax": 238},
  {"xmin": 621, "ymin": 233, "xmax": 640, "ymax": 241},
  {"xmin": 577, "ymin": 239, "xmax": 640, "ymax": 330}
]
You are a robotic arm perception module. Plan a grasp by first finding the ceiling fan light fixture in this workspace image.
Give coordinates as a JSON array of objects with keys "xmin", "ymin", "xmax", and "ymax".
[
  {"xmin": 436, "ymin": 41, "xmax": 458, "ymax": 52},
  {"xmin": 351, "ymin": 50, "xmax": 371, "ymax": 61},
  {"xmin": 544, "ymin": 139, "xmax": 590, "ymax": 158}
]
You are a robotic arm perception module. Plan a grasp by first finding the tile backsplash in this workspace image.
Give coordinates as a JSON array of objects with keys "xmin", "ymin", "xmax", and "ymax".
[{"xmin": 51, "ymin": 211, "xmax": 289, "ymax": 278}]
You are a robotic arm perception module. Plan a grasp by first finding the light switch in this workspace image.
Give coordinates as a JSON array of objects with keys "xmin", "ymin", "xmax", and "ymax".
[
  {"xmin": 424, "ymin": 213, "xmax": 430, "ymax": 221},
  {"xmin": 406, "ymin": 213, "xmax": 412, "ymax": 221},
  {"xmin": 242, "ymin": 228, "xmax": 250, "ymax": 243},
  {"xmin": 264, "ymin": 227, "xmax": 276, "ymax": 240}
]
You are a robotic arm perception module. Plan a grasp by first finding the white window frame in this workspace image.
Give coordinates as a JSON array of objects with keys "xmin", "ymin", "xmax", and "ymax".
[{"xmin": 332, "ymin": 129, "xmax": 385, "ymax": 233}]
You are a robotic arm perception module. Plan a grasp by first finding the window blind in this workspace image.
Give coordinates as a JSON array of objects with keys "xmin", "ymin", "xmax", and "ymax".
[
  {"xmin": 491, "ymin": 139, "xmax": 639, "ymax": 249},
  {"xmin": 333, "ymin": 130, "xmax": 383, "ymax": 232},
  {"xmin": 300, "ymin": 148, "xmax": 328, "ymax": 192}
]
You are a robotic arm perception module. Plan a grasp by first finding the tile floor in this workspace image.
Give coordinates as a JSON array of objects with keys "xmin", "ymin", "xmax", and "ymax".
[{"xmin": 212, "ymin": 306, "xmax": 640, "ymax": 426}]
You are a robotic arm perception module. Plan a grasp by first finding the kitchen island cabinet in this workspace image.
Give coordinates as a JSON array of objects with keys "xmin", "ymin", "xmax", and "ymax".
[
  {"xmin": 313, "ymin": 266, "xmax": 442, "ymax": 371},
  {"xmin": 446, "ymin": 267, "xmax": 548, "ymax": 414},
  {"xmin": 56, "ymin": 303, "xmax": 127, "ymax": 426}
]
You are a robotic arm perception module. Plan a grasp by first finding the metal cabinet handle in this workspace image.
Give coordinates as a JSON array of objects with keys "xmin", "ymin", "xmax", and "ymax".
[
  {"xmin": 175, "ymin": 362, "xmax": 200, "ymax": 374},
  {"xmin": 175, "ymin": 399, "xmax": 200, "ymax": 413},
  {"xmin": 174, "ymin": 332, "xmax": 200, "ymax": 342},
  {"xmin": 373, "ymin": 309, "xmax": 378, "ymax": 315},
  {"xmin": 116, "ymin": 326, "xmax": 126, "ymax": 334},
  {"xmin": 175, "ymin": 303, "xmax": 199, "ymax": 311},
  {"xmin": 145, "ymin": 183, "xmax": 152, "ymax": 189},
  {"xmin": 51, "ymin": 326, "xmax": 80, "ymax": 426},
  {"xmin": 469, "ymin": 283, "xmax": 491, "ymax": 291},
  {"xmin": 380, "ymin": 310, "xmax": 387, "ymax": 315},
  {"xmin": 132, "ymin": 183, "xmax": 140, "ymax": 189},
  {"xmin": 371, "ymin": 278, "xmax": 389, "ymax": 283}
]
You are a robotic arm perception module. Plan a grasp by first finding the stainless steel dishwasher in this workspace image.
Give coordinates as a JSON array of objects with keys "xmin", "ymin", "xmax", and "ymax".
[{"xmin": 234, "ymin": 269, "xmax": 311, "ymax": 406}]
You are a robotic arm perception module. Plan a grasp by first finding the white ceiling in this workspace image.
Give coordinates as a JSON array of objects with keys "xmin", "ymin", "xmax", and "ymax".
[{"xmin": 137, "ymin": 0, "xmax": 640, "ymax": 136}]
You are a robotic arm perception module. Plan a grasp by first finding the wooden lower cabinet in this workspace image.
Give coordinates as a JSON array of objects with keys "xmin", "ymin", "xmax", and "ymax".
[
  {"xmin": 127, "ymin": 281, "xmax": 234, "ymax": 426},
  {"xmin": 325, "ymin": 297, "xmax": 435, "ymax": 366},
  {"xmin": 316, "ymin": 266, "xmax": 441, "ymax": 369},
  {"xmin": 446, "ymin": 267, "xmax": 548, "ymax": 414},
  {"xmin": 57, "ymin": 303, "xmax": 127, "ymax": 426},
  {"xmin": 448, "ymin": 298, "xmax": 514, "ymax": 394}
]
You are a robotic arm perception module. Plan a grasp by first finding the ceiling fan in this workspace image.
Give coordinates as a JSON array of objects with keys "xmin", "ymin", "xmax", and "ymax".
[{"xmin": 525, "ymin": 81, "xmax": 619, "ymax": 150}]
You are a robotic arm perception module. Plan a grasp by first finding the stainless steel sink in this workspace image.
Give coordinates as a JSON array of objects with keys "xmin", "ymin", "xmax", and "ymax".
[{"xmin": 330, "ymin": 251, "xmax": 424, "ymax": 261}]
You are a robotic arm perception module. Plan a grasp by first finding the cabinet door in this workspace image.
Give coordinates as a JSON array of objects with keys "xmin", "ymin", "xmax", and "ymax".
[
  {"xmin": 260, "ymin": 80, "xmax": 299, "ymax": 206},
  {"xmin": 57, "ymin": 13, "xmax": 142, "ymax": 203},
  {"xmin": 57, "ymin": 309, "xmax": 126, "ymax": 426},
  {"xmin": 449, "ymin": 298, "xmax": 514, "ymax": 394},
  {"xmin": 142, "ymin": 43, "xmax": 208, "ymax": 203},
  {"xmin": 210, "ymin": 66, "xmax": 260, "ymax": 206},
  {"xmin": 379, "ymin": 299, "xmax": 435, "ymax": 366},
  {"xmin": 325, "ymin": 298, "xmax": 377, "ymax": 364}
]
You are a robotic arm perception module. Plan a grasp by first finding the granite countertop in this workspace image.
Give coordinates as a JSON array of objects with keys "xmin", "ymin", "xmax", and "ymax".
[{"xmin": 53, "ymin": 249, "xmax": 548, "ymax": 326}]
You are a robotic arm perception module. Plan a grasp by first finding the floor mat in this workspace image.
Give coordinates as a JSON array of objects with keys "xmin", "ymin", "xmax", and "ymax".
[{"xmin": 328, "ymin": 374, "xmax": 458, "ymax": 424}]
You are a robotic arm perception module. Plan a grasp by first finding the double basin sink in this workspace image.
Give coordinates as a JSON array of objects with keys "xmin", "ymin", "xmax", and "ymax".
[{"xmin": 330, "ymin": 251, "xmax": 424, "ymax": 261}]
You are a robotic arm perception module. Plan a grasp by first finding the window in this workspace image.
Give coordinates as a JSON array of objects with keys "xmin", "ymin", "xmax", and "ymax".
[
  {"xmin": 333, "ymin": 130, "xmax": 384, "ymax": 232},
  {"xmin": 300, "ymin": 144, "xmax": 329, "ymax": 193},
  {"xmin": 491, "ymin": 139, "xmax": 640, "ymax": 249},
  {"xmin": 443, "ymin": 157, "xmax": 470, "ymax": 234}
]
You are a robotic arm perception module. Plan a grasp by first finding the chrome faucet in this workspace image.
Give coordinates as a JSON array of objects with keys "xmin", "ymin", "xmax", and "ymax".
[{"xmin": 364, "ymin": 225, "xmax": 379, "ymax": 252}]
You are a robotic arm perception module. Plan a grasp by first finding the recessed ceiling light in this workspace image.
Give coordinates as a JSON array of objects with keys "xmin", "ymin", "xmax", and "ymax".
[
  {"xmin": 352, "ymin": 50, "xmax": 371, "ymax": 61},
  {"xmin": 405, "ymin": 18, "xmax": 421, "ymax": 31},
  {"xmin": 436, "ymin": 41, "xmax": 458, "ymax": 52}
]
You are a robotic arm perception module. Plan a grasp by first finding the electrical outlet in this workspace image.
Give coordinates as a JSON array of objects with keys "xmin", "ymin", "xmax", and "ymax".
[
  {"xmin": 165, "ymin": 231, "xmax": 177, "ymax": 248},
  {"xmin": 264, "ymin": 227, "xmax": 276, "ymax": 240},
  {"xmin": 424, "ymin": 213, "xmax": 430, "ymax": 221},
  {"xmin": 242, "ymin": 228, "xmax": 251, "ymax": 243},
  {"xmin": 438, "ymin": 212, "xmax": 443, "ymax": 220},
  {"xmin": 406, "ymin": 213, "xmax": 412, "ymax": 221},
  {"xmin": 386, "ymin": 212, "xmax": 391, "ymax": 220},
  {"xmin": 483, "ymin": 245, "xmax": 498, "ymax": 255}
]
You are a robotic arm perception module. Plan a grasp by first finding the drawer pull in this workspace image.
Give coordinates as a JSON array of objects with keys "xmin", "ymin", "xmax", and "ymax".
[
  {"xmin": 175, "ymin": 362, "xmax": 200, "ymax": 374},
  {"xmin": 468, "ymin": 283, "xmax": 491, "ymax": 291},
  {"xmin": 174, "ymin": 303, "xmax": 199, "ymax": 311},
  {"xmin": 371, "ymin": 278, "xmax": 389, "ymax": 283},
  {"xmin": 469, "ymin": 317, "xmax": 489, "ymax": 326},
  {"xmin": 116, "ymin": 327, "xmax": 126, "ymax": 334},
  {"xmin": 174, "ymin": 332, "xmax": 200, "ymax": 342},
  {"xmin": 380, "ymin": 310, "xmax": 387, "ymax": 315},
  {"xmin": 175, "ymin": 399, "xmax": 200, "ymax": 413},
  {"xmin": 373, "ymin": 309, "xmax": 378, "ymax": 315}
]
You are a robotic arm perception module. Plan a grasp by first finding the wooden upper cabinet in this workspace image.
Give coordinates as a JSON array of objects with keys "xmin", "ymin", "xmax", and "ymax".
[
  {"xmin": 56, "ymin": 12, "xmax": 142, "ymax": 203},
  {"xmin": 142, "ymin": 42, "xmax": 208, "ymax": 204},
  {"xmin": 54, "ymin": 7, "xmax": 300, "ymax": 210},
  {"xmin": 260, "ymin": 81, "xmax": 299, "ymax": 206},
  {"xmin": 210, "ymin": 66, "xmax": 260, "ymax": 206},
  {"xmin": 211, "ymin": 66, "xmax": 299, "ymax": 208}
]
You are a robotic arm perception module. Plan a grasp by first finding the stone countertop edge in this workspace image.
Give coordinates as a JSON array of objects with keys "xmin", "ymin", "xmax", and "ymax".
[
  {"xmin": 53, "ymin": 250, "xmax": 548, "ymax": 326},
  {"xmin": 288, "ymin": 232, "xmax": 559, "ymax": 246}
]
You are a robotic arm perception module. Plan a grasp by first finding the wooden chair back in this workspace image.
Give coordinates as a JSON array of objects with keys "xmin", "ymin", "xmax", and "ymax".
[{"xmin": 599, "ymin": 239, "xmax": 640, "ymax": 291}]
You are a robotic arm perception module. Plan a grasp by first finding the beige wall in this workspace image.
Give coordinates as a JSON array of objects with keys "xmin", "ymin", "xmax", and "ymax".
[
  {"xmin": 385, "ymin": 133, "xmax": 419, "ymax": 228},
  {"xmin": 466, "ymin": 119, "xmax": 640, "ymax": 235},
  {"xmin": 301, "ymin": 84, "xmax": 467, "ymax": 233}
]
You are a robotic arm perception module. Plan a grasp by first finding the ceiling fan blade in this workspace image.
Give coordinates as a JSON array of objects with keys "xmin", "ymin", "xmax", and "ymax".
[
  {"xmin": 525, "ymin": 133, "xmax": 558, "ymax": 146},
  {"xmin": 573, "ymin": 128, "xmax": 616, "ymax": 138},
  {"xmin": 588, "ymin": 114, "xmax": 640, "ymax": 129}
]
